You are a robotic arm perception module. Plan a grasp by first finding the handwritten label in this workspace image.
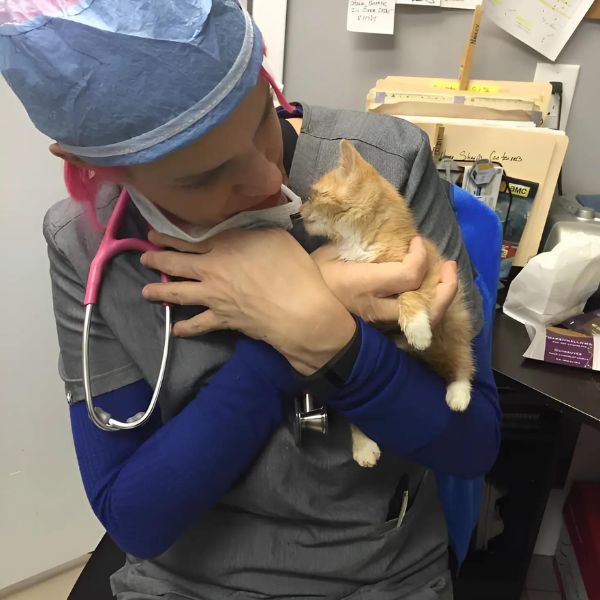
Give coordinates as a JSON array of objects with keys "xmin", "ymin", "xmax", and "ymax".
[
  {"xmin": 444, "ymin": 149, "xmax": 524, "ymax": 163},
  {"xmin": 347, "ymin": 0, "xmax": 396, "ymax": 34},
  {"xmin": 432, "ymin": 80, "xmax": 501, "ymax": 94}
]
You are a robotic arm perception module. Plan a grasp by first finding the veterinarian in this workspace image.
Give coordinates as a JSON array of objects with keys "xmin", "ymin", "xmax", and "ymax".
[{"xmin": 1, "ymin": 1, "xmax": 500, "ymax": 598}]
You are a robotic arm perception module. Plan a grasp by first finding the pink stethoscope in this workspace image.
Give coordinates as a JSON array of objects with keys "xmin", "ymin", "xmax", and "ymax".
[
  {"xmin": 82, "ymin": 186, "xmax": 172, "ymax": 432},
  {"xmin": 82, "ymin": 66, "xmax": 327, "ymax": 441}
]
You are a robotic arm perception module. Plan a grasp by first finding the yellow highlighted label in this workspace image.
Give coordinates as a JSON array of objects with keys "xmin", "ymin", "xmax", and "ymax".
[{"xmin": 432, "ymin": 80, "xmax": 501, "ymax": 94}]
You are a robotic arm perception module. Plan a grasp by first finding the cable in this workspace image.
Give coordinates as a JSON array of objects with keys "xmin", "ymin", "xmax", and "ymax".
[
  {"xmin": 500, "ymin": 171, "xmax": 514, "ymax": 239},
  {"xmin": 550, "ymin": 81, "xmax": 564, "ymax": 196}
]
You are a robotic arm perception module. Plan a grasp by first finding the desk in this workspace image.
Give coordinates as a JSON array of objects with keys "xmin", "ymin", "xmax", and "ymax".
[
  {"xmin": 456, "ymin": 312, "xmax": 600, "ymax": 600},
  {"xmin": 493, "ymin": 312, "xmax": 600, "ymax": 427}
]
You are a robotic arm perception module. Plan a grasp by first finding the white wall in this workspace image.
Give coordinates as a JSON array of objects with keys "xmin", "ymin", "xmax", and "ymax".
[
  {"xmin": 0, "ymin": 79, "xmax": 104, "ymax": 591},
  {"xmin": 252, "ymin": 0, "xmax": 288, "ymax": 86}
]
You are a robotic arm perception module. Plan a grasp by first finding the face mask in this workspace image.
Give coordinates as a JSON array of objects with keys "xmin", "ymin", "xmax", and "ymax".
[{"xmin": 126, "ymin": 184, "xmax": 302, "ymax": 243}]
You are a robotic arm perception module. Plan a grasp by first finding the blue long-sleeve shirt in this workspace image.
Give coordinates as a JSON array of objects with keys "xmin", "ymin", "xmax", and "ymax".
[{"xmin": 70, "ymin": 319, "xmax": 500, "ymax": 560}]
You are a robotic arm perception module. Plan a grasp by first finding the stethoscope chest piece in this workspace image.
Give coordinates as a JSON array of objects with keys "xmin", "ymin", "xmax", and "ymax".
[{"xmin": 294, "ymin": 392, "xmax": 328, "ymax": 445}]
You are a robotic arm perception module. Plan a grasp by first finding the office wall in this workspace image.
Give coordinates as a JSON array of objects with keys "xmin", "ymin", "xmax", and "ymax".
[
  {"xmin": 284, "ymin": 1, "xmax": 600, "ymax": 195},
  {"xmin": 0, "ymin": 79, "xmax": 104, "ymax": 591},
  {"xmin": 252, "ymin": 0, "xmax": 288, "ymax": 86}
]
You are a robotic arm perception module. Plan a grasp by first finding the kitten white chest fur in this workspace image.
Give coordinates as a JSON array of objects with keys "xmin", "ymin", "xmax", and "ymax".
[{"xmin": 336, "ymin": 224, "xmax": 377, "ymax": 262}]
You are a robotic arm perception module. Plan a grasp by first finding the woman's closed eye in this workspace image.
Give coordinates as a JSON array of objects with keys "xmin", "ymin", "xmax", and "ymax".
[{"xmin": 178, "ymin": 167, "xmax": 223, "ymax": 190}]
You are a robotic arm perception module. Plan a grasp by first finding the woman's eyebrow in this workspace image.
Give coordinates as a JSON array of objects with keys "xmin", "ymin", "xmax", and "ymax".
[{"xmin": 174, "ymin": 89, "xmax": 274, "ymax": 186}]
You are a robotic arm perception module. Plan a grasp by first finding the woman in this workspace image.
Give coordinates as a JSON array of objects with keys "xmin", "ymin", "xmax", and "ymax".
[{"xmin": 1, "ymin": 1, "xmax": 500, "ymax": 598}]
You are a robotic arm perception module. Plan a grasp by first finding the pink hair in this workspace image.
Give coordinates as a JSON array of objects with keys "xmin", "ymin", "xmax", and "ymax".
[
  {"xmin": 63, "ymin": 162, "xmax": 123, "ymax": 230},
  {"xmin": 4, "ymin": 0, "xmax": 83, "ymax": 24}
]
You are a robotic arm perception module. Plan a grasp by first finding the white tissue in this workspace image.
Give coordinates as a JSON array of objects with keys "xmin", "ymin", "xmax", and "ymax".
[{"xmin": 504, "ymin": 234, "xmax": 600, "ymax": 339}]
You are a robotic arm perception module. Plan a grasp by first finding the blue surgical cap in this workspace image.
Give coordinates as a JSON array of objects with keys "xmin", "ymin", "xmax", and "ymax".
[{"xmin": 0, "ymin": 0, "xmax": 264, "ymax": 165}]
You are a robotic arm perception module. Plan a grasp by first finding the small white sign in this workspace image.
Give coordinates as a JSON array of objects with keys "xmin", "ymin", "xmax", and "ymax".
[{"xmin": 347, "ymin": 0, "xmax": 396, "ymax": 34}]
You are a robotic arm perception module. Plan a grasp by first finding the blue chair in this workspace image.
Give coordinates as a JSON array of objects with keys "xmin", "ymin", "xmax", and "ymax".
[
  {"xmin": 437, "ymin": 183, "xmax": 502, "ymax": 566},
  {"xmin": 450, "ymin": 184, "xmax": 502, "ymax": 341}
]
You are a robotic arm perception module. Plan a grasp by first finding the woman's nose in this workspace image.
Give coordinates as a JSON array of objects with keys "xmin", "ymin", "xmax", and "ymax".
[{"xmin": 235, "ymin": 150, "xmax": 283, "ymax": 197}]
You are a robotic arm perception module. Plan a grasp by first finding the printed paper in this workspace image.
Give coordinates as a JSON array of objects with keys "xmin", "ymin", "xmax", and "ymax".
[
  {"xmin": 483, "ymin": 0, "xmax": 595, "ymax": 61},
  {"xmin": 347, "ymin": 0, "xmax": 396, "ymax": 34}
]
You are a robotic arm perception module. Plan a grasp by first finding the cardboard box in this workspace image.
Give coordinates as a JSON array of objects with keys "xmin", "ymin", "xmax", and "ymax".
[{"xmin": 366, "ymin": 76, "xmax": 552, "ymax": 124}]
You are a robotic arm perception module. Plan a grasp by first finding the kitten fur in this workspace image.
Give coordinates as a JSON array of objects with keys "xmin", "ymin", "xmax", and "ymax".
[{"xmin": 301, "ymin": 140, "xmax": 475, "ymax": 468}]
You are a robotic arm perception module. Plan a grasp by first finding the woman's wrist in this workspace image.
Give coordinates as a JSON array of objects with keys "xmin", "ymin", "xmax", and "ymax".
[
  {"xmin": 282, "ymin": 302, "xmax": 357, "ymax": 376},
  {"xmin": 295, "ymin": 315, "xmax": 362, "ymax": 401}
]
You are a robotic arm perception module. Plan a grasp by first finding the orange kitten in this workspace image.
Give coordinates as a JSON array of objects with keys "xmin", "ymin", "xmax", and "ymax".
[{"xmin": 301, "ymin": 140, "xmax": 474, "ymax": 468}]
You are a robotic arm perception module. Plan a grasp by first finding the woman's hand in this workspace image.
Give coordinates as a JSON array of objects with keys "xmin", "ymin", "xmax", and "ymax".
[
  {"xmin": 311, "ymin": 237, "xmax": 458, "ymax": 329},
  {"xmin": 140, "ymin": 229, "xmax": 356, "ymax": 376}
]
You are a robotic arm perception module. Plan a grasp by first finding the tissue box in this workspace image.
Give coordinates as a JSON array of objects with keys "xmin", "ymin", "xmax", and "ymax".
[
  {"xmin": 523, "ymin": 310, "xmax": 600, "ymax": 371},
  {"xmin": 554, "ymin": 483, "xmax": 600, "ymax": 600}
]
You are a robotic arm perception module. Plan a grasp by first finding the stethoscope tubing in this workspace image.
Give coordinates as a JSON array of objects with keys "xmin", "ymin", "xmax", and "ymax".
[{"xmin": 83, "ymin": 302, "xmax": 172, "ymax": 431}]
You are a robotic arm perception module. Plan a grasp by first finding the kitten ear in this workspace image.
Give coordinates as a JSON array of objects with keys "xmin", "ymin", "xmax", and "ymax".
[{"xmin": 339, "ymin": 139, "xmax": 361, "ymax": 175}]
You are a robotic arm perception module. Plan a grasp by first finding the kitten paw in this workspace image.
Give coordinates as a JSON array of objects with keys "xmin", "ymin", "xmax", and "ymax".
[
  {"xmin": 403, "ymin": 311, "xmax": 432, "ymax": 351},
  {"xmin": 353, "ymin": 439, "xmax": 382, "ymax": 468},
  {"xmin": 446, "ymin": 380, "xmax": 472, "ymax": 412}
]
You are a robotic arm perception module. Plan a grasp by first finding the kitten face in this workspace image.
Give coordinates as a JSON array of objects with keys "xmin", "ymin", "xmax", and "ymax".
[{"xmin": 301, "ymin": 140, "xmax": 384, "ymax": 242}]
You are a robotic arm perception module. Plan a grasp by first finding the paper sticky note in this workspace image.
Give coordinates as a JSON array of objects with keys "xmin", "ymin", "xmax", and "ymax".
[
  {"xmin": 396, "ymin": 0, "xmax": 441, "ymax": 6},
  {"xmin": 347, "ymin": 0, "xmax": 396, "ymax": 34}
]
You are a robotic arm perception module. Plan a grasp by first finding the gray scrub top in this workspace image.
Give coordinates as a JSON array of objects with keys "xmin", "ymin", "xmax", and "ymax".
[{"xmin": 44, "ymin": 105, "xmax": 482, "ymax": 599}]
